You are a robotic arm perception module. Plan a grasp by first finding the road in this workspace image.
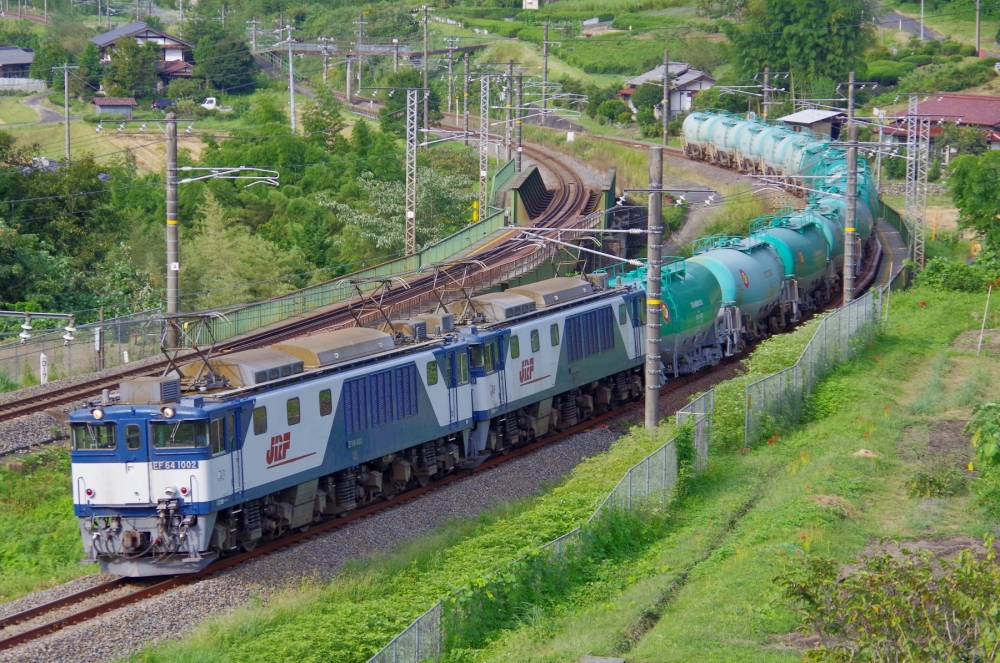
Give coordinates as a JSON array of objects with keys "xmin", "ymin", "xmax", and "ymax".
[
  {"xmin": 878, "ymin": 7, "xmax": 942, "ymax": 40},
  {"xmin": 21, "ymin": 91, "xmax": 67, "ymax": 125}
]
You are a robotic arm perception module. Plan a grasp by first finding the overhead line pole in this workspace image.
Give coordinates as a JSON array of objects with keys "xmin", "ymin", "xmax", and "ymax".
[
  {"xmin": 542, "ymin": 23, "xmax": 549, "ymax": 114},
  {"xmin": 505, "ymin": 59, "xmax": 513, "ymax": 162},
  {"xmin": 422, "ymin": 6, "xmax": 429, "ymax": 145},
  {"xmin": 53, "ymin": 63, "xmax": 78, "ymax": 165},
  {"xmin": 445, "ymin": 37, "xmax": 459, "ymax": 113},
  {"xmin": 283, "ymin": 25, "xmax": 297, "ymax": 132},
  {"xmin": 844, "ymin": 71, "xmax": 858, "ymax": 304},
  {"xmin": 463, "ymin": 53, "xmax": 470, "ymax": 145},
  {"xmin": 515, "ymin": 71, "xmax": 523, "ymax": 172},
  {"xmin": 661, "ymin": 49, "xmax": 669, "ymax": 146},
  {"xmin": 976, "ymin": 0, "xmax": 982, "ymax": 55},
  {"xmin": 165, "ymin": 113, "xmax": 179, "ymax": 349},
  {"xmin": 645, "ymin": 146, "xmax": 663, "ymax": 433}
]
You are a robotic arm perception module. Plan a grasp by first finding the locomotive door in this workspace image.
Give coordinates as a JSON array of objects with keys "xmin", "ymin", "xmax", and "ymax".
[
  {"xmin": 630, "ymin": 295, "xmax": 643, "ymax": 358},
  {"xmin": 122, "ymin": 420, "xmax": 151, "ymax": 504},
  {"xmin": 494, "ymin": 337, "xmax": 508, "ymax": 409},
  {"xmin": 445, "ymin": 351, "xmax": 459, "ymax": 428},
  {"xmin": 229, "ymin": 412, "xmax": 244, "ymax": 497}
]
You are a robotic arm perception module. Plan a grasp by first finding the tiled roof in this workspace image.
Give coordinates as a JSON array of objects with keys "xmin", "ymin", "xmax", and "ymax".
[
  {"xmin": 93, "ymin": 97, "xmax": 137, "ymax": 106},
  {"xmin": 90, "ymin": 22, "xmax": 192, "ymax": 49},
  {"xmin": 0, "ymin": 46, "xmax": 33, "ymax": 66},
  {"xmin": 627, "ymin": 62, "xmax": 716, "ymax": 89},
  {"xmin": 893, "ymin": 93, "xmax": 1000, "ymax": 128}
]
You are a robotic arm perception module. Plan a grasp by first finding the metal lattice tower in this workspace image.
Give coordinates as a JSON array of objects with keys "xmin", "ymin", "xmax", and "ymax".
[
  {"xmin": 479, "ymin": 74, "xmax": 490, "ymax": 221},
  {"xmin": 904, "ymin": 94, "xmax": 930, "ymax": 267},
  {"xmin": 405, "ymin": 89, "xmax": 418, "ymax": 255}
]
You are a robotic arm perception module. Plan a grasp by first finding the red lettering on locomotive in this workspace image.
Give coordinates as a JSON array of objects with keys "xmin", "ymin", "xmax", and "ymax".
[
  {"xmin": 519, "ymin": 357, "xmax": 534, "ymax": 384},
  {"xmin": 266, "ymin": 432, "xmax": 291, "ymax": 466}
]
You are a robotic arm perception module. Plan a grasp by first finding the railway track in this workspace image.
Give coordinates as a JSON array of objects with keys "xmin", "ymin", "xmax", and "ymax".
[
  {"xmin": 0, "ymin": 137, "xmax": 587, "ymax": 424},
  {"xmin": 0, "ymin": 361, "xmax": 721, "ymax": 653}
]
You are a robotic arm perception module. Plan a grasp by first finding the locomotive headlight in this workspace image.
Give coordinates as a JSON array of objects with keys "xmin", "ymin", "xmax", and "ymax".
[
  {"xmin": 161, "ymin": 406, "xmax": 175, "ymax": 419},
  {"xmin": 164, "ymin": 486, "xmax": 176, "ymax": 497},
  {"xmin": 91, "ymin": 408, "xmax": 104, "ymax": 420}
]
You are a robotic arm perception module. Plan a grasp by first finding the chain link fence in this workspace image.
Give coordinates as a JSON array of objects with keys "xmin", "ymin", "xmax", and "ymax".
[
  {"xmin": 744, "ymin": 288, "xmax": 883, "ymax": 446},
  {"xmin": 367, "ymin": 602, "xmax": 443, "ymax": 663},
  {"xmin": 587, "ymin": 437, "xmax": 679, "ymax": 523},
  {"xmin": 0, "ymin": 310, "xmax": 163, "ymax": 387},
  {"xmin": 677, "ymin": 389, "xmax": 714, "ymax": 472}
]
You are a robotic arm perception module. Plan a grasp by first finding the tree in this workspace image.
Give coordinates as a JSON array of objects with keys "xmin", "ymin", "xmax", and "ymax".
[
  {"xmin": 722, "ymin": 0, "xmax": 877, "ymax": 86},
  {"xmin": 596, "ymin": 99, "xmax": 628, "ymax": 122},
  {"xmin": 103, "ymin": 39, "xmax": 159, "ymax": 96},
  {"xmin": 302, "ymin": 85, "xmax": 346, "ymax": 146},
  {"xmin": 631, "ymin": 83, "xmax": 663, "ymax": 110},
  {"xmin": 192, "ymin": 33, "xmax": 257, "ymax": 92},
  {"xmin": 29, "ymin": 42, "xmax": 73, "ymax": 88},
  {"xmin": 938, "ymin": 122, "xmax": 989, "ymax": 157},
  {"xmin": 948, "ymin": 150, "xmax": 1000, "ymax": 246},
  {"xmin": 73, "ymin": 42, "xmax": 101, "ymax": 98},
  {"xmin": 378, "ymin": 69, "xmax": 442, "ymax": 138}
]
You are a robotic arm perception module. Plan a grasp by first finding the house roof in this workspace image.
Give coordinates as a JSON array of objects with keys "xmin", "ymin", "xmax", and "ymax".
[
  {"xmin": 892, "ymin": 93, "xmax": 1000, "ymax": 128},
  {"xmin": 90, "ymin": 22, "xmax": 192, "ymax": 49},
  {"xmin": 626, "ymin": 62, "xmax": 716, "ymax": 89},
  {"xmin": 778, "ymin": 109, "xmax": 845, "ymax": 125},
  {"xmin": 0, "ymin": 46, "xmax": 33, "ymax": 67},
  {"xmin": 93, "ymin": 97, "xmax": 137, "ymax": 107}
]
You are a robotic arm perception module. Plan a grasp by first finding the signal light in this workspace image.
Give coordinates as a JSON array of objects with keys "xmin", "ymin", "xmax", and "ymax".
[
  {"xmin": 180, "ymin": 486, "xmax": 188, "ymax": 496},
  {"xmin": 85, "ymin": 488, "xmax": 94, "ymax": 497}
]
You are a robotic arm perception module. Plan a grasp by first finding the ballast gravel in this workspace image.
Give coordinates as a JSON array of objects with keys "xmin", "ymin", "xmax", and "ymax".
[
  {"xmin": 0, "ymin": 413, "xmax": 68, "ymax": 456},
  {"xmin": 0, "ymin": 427, "xmax": 622, "ymax": 663}
]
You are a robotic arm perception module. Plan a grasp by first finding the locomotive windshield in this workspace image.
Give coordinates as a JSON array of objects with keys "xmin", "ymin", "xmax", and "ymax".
[
  {"xmin": 70, "ymin": 423, "xmax": 117, "ymax": 450},
  {"xmin": 151, "ymin": 421, "xmax": 209, "ymax": 449}
]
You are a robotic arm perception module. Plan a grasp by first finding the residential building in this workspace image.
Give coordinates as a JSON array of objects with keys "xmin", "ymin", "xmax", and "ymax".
[
  {"xmin": 886, "ymin": 93, "xmax": 1000, "ymax": 151},
  {"xmin": 618, "ymin": 62, "xmax": 715, "ymax": 119},
  {"xmin": 0, "ymin": 46, "xmax": 33, "ymax": 78},
  {"xmin": 90, "ymin": 22, "xmax": 193, "ymax": 85}
]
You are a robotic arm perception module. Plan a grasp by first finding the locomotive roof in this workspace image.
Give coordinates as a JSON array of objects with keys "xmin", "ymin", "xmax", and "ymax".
[
  {"xmin": 180, "ymin": 348, "xmax": 304, "ymax": 388},
  {"xmin": 272, "ymin": 328, "xmax": 393, "ymax": 368},
  {"xmin": 508, "ymin": 277, "xmax": 594, "ymax": 308}
]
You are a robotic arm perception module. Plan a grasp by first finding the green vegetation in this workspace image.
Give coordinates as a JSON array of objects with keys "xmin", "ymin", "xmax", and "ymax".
[{"xmin": 0, "ymin": 448, "xmax": 96, "ymax": 602}]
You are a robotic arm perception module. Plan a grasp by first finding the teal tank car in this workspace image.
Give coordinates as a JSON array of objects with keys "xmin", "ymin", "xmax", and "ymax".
[
  {"xmin": 710, "ymin": 116, "xmax": 743, "ymax": 167},
  {"xmin": 736, "ymin": 120, "xmax": 768, "ymax": 172},
  {"xmin": 803, "ymin": 203, "xmax": 846, "ymax": 272},
  {"xmin": 682, "ymin": 112, "xmax": 726, "ymax": 161},
  {"xmin": 784, "ymin": 136, "xmax": 829, "ymax": 185},
  {"xmin": 751, "ymin": 215, "xmax": 832, "ymax": 312}
]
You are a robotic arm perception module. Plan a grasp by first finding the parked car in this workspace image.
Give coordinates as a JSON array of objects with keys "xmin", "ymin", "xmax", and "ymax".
[
  {"xmin": 152, "ymin": 99, "xmax": 177, "ymax": 110},
  {"xmin": 200, "ymin": 97, "xmax": 232, "ymax": 112}
]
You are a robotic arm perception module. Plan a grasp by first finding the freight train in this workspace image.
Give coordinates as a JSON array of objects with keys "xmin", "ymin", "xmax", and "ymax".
[{"xmin": 69, "ymin": 112, "xmax": 881, "ymax": 576}]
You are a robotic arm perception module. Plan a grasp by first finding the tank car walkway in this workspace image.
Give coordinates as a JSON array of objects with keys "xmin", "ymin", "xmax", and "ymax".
[{"xmin": 874, "ymin": 221, "xmax": 908, "ymax": 288}]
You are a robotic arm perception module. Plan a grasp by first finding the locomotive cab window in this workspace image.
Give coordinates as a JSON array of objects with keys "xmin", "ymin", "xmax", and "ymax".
[
  {"xmin": 457, "ymin": 352, "xmax": 469, "ymax": 385},
  {"xmin": 485, "ymin": 340, "xmax": 498, "ymax": 374},
  {"xmin": 210, "ymin": 419, "xmax": 225, "ymax": 456},
  {"xmin": 550, "ymin": 324, "xmax": 560, "ymax": 346},
  {"xmin": 319, "ymin": 389, "xmax": 333, "ymax": 416},
  {"xmin": 531, "ymin": 330, "xmax": 540, "ymax": 353},
  {"xmin": 226, "ymin": 413, "xmax": 236, "ymax": 450},
  {"xmin": 470, "ymin": 344, "xmax": 484, "ymax": 368},
  {"xmin": 253, "ymin": 407, "xmax": 267, "ymax": 435},
  {"xmin": 151, "ymin": 422, "xmax": 209, "ymax": 449},
  {"xmin": 426, "ymin": 361, "xmax": 438, "ymax": 386},
  {"xmin": 125, "ymin": 424, "xmax": 141, "ymax": 451},
  {"xmin": 287, "ymin": 397, "xmax": 301, "ymax": 426},
  {"xmin": 71, "ymin": 423, "xmax": 117, "ymax": 451},
  {"xmin": 619, "ymin": 304, "xmax": 627, "ymax": 325},
  {"xmin": 510, "ymin": 335, "xmax": 520, "ymax": 359}
]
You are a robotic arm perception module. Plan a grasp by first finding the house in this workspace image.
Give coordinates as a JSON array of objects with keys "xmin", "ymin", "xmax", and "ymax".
[
  {"xmin": 0, "ymin": 46, "xmax": 33, "ymax": 78},
  {"xmin": 886, "ymin": 93, "xmax": 1000, "ymax": 151},
  {"xmin": 90, "ymin": 22, "xmax": 193, "ymax": 84},
  {"xmin": 777, "ymin": 109, "xmax": 846, "ymax": 139},
  {"xmin": 93, "ymin": 97, "xmax": 137, "ymax": 118},
  {"xmin": 618, "ymin": 61, "xmax": 715, "ymax": 119}
]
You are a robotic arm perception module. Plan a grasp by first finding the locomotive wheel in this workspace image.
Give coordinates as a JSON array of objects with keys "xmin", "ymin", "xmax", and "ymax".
[{"xmin": 241, "ymin": 540, "xmax": 258, "ymax": 552}]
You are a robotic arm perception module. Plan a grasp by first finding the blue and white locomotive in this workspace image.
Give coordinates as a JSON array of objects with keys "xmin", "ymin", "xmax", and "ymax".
[{"xmin": 70, "ymin": 277, "xmax": 647, "ymax": 575}]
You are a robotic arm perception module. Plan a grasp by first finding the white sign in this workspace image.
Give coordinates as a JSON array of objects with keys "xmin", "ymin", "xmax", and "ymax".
[
  {"xmin": 94, "ymin": 328, "xmax": 102, "ymax": 351},
  {"xmin": 169, "ymin": 262, "xmax": 180, "ymax": 271},
  {"xmin": 567, "ymin": 132, "xmax": 575, "ymax": 142},
  {"xmin": 123, "ymin": 351, "xmax": 130, "ymax": 364},
  {"xmin": 523, "ymin": 0, "xmax": 538, "ymax": 9},
  {"xmin": 39, "ymin": 352, "xmax": 48, "ymax": 385}
]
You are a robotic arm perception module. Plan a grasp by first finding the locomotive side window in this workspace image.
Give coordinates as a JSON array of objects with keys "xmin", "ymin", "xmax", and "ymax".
[
  {"xmin": 125, "ymin": 424, "xmax": 141, "ymax": 451},
  {"xmin": 151, "ymin": 422, "xmax": 209, "ymax": 449},
  {"xmin": 619, "ymin": 304, "xmax": 627, "ymax": 326},
  {"xmin": 287, "ymin": 398, "xmax": 301, "ymax": 426},
  {"xmin": 457, "ymin": 352, "xmax": 469, "ymax": 385},
  {"xmin": 71, "ymin": 424, "xmax": 116, "ymax": 450},
  {"xmin": 253, "ymin": 407, "xmax": 267, "ymax": 435},
  {"xmin": 255, "ymin": 371, "xmax": 267, "ymax": 384},
  {"xmin": 210, "ymin": 419, "xmax": 225, "ymax": 455},
  {"xmin": 426, "ymin": 361, "xmax": 438, "ymax": 386},
  {"xmin": 484, "ymin": 342, "xmax": 497, "ymax": 374},
  {"xmin": 531, "ymin": 330, "xmax": 540, "ymax": 353},
  {"xmin": 550, "ymin": 324, "xmax": 560, "ymax": 346},
  {"xmin": 510, "ymin": 335, "xmax": 520, "ymax": 359},
  {"xmin": 319, "ymin": 389, "xmax": 333, "ymax": 416},
  {"xmin": 470, "ymin": 345, "xmax": 484, "ymax": 368}
]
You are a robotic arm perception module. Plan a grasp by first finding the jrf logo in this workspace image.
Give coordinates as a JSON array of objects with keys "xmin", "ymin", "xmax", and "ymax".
[
  {"xmin": 519, "ymin": 357, "xmax": 534, "ymax": 384},
  {"xmin": 267, "ymin": 432, "xmax": 290, "ymax": 465}
]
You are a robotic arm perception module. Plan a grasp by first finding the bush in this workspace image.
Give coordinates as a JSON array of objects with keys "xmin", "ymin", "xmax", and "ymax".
[
  {"xmin": 167, "ymin": 78, "xmax": 203, "ymax": 100},
  {"xmin": 905, "ymin": 464, "xmax": 967, "ymax": 498},
  {"xmin": 596, "ymin": 98, "xmax": 628, "ymax": 121},
  {"xmin": 902, "ymin": 54, "xmax": 933, "ymax": 66},
  {"xmin": 617, "ymin": 111, "xmax": 633, "ymax": 125},
  {"xmin": 916, "ymin": 257, "xmax": 988, "ymax": 292},
  {"xmin": 866, "ymin": 60, "xmax": 907, "ymax": 86}
]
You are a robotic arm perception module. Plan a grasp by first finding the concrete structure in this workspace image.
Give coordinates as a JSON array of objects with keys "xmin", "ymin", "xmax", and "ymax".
[
  {"xmin": 0, "ymin": 47, "xmax": 33, "ymax": 78},
  {"xmin": 778, "ymin": 109, "xmax": 845, "ymax": 139},
  {"xmin": 618, "ymin": 61, "xmax": 715, "ymax": 119},
  {"xmin": 92, "ymin": 97, "xmax": 137, "ymax": 118}
]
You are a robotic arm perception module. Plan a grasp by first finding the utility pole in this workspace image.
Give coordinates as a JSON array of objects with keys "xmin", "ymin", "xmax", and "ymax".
[
  {"xmin": 515, "ymin": 72, "xmax": 523, "ymax": 172},
  {"xmin": 247, "ymin": 17, "xmax": 259, "ymax": 52},
  {"xmin": 976, "ymin": 0, "xmax": 982, "ymax": 55},
  {"xmin": 220, "ymin": 4, "xmax": 225, "ymax": 28},
  {"xmin": 165, "ymin": 113, "xmax": 179, "ymax": 348},
  {"xmin": 463, "ymin": 53, "xmax": 470, "ymax": 145},
  {"xmin": 762, "ymin": 66, "xmax": 770, "ymax": 119},
  {"xmin": 542, "ymin": 23, "xmax": 549, "ymax": 114},
  {"xmin": 346, "ymin": 55, "xmax": 354, "ymax": 103},
  {"xmin": 661, "ymin": 49, "xmax": 669, "ymax": 146},
  {"xmin": 844, "ymin": 71, "xmax": 858, "ymax": 304},
  {"xmin": 393, "ymin": 38, "xmax": 400, "ymax": 73},
  {"xmin": 319, "ymin": 37, "xmax": 331, "ymax": 84},
  {"xmin": 505, "ymin": 60, "xmax": 513, "ymax": 162},
  {"xmin": 445, "ymin": 37, "xmax": 459, "ymax": 113},
  {"xmin": 645, "ymin": 146, "xmax": 663, "ymax": 433},
  {"xmin": 178, "ymin": 0, "xmax": 183, "ymax": 38},
  {"xmin": 53, "ymin": 64, "xmax": 78, "ymax": 165},
  {"xmin": 354, "ymin": 13, "xmax": 367, "ymax": 87},
  {"xmin": 422, "ymin": 6, "xmax": 429, "ymax": 143},
  {"xmin": 283, "ymin": 25, "xmax": 297, "ymax": 132},
  {"xmin": 135, "ymin": 0, "xmax": 139, "ymax": 22}
]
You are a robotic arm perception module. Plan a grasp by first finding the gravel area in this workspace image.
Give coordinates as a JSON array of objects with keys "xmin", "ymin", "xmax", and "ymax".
[
  {"xmin": 0, "ymin": 574, "xmax": 119, "ymax": 622},
  {"xmin": 0, "ymin": 413, "xmax": 68, "ymax": 456},
  {"xmin": 0, "ymin": 427, "xmax": 622, "ymax": 663},
  {"xmin": 0, "ymin": 353, "xmax": 170, "ymax": 407}
]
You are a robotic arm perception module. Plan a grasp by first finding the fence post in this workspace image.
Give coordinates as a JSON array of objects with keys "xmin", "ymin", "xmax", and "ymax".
[{"xmin": 627, "ymin": 469, "xmax": 632, "ymax": 511}]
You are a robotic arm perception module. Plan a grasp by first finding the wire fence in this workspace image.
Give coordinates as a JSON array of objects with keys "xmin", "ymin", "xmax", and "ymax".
[
  {"xmin": 0, "ymin": 310, "xmax": 162, "ymax": 386},
  {"xmin": 744, "ymin": 288, "xmax": 883, "ymax": 446},
  {"xmin": 677, "ymin": 389, "xmax": 713, "ymax": 472},
  {"xmin": 367, "ymin": 602, "xmax": 443, "ymax": 663}
]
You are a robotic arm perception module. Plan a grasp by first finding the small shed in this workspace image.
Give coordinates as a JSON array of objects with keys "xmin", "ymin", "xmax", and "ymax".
[
  {"xmin": 92, "ymin": 97, "xmax": 137, "ymax": 119},
  {"xmin": 777, "ymin": 109, "xmax": 845, "ymax": 139}
]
